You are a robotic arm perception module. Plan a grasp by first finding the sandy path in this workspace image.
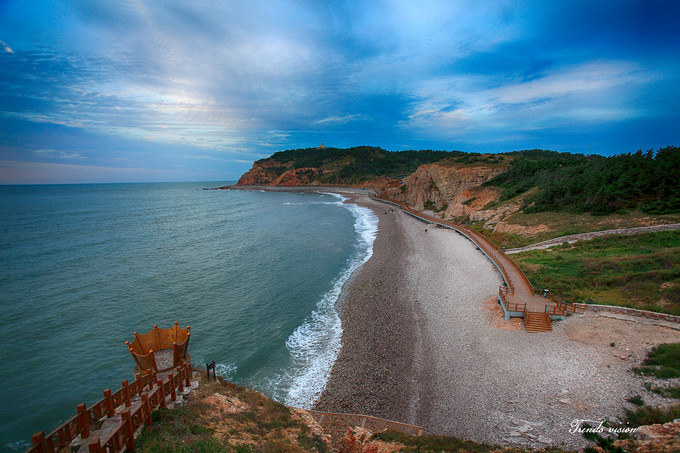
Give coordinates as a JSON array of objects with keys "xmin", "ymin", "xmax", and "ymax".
[
  {"xmin": 505, "ymin": 223, "xmax": 680, "ymax": 254},
  {"xmin": 316, "ymin": 194, "xmax": 680, "ymax": 449}
]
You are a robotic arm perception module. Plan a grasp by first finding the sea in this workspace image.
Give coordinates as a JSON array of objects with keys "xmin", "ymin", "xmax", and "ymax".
[{"xmin": 0, "ymin": 182, "xmax": 378, "ymax": 451}]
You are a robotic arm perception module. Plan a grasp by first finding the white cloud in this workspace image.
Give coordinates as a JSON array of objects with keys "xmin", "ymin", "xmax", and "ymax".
[
  {"xmin": 403, "ymin": 60, "xmax": 657, "ymax": 136},
  {"xmin": 0, "ymin": 40, "xmax": 13, "ymax": 53},
  {"xmin": 314, "ymin": 114, "xmax": 365, "ymax": 125},
  {"xmin": 32, "ymin": 149, "xmax": 86, "ymax": 159}
]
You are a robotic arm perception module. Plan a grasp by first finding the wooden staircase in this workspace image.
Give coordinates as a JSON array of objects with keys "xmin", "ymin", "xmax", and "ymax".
[{"xmin": 524, "ymin": 311, "xmax": 552, "ymax": 333}]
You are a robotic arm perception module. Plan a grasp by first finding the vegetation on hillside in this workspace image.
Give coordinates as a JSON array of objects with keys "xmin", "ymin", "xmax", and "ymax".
[
  {"xmin": 133, "ymin": 371, "xmax": 580, "ymax": 452},
  {"xmin": 252, "ymin": 146, "xmax": 680, "ymax": 217},
  {"xmin": 437, "ymin": 152, "xmax": 512, "ymax": 168},
  {"xmin": 623, "ymin": 343, "xmax": 680, "ymax": 434},
  {"xmin": 485, "ymin": 147, "xmax": 680, "ymax": 215},
  {"xmin": 469, "ymin": 209, "xmax": 680, "ymax": 249},
  {"xmin": 261, "ymin": 146, "xmax": 454, "ymax": 183},
  {"xmin": 511, "ymin": 231, "xmax": 680, "ymax": 315},
  {"xmin": 635, "ymin": 343, "xmax": 680, "ymax": 379},
  {"xmin": 135, "ymin": 374, "xmax": 329, "ymax": 452}
]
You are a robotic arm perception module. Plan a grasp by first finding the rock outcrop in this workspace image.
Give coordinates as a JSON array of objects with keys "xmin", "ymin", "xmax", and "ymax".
[
  {"xmin": 380, "ymin": 163, "xmax": 508, "ymax": 218},
  {"xmin": 271, "ymin": 167, "xmax": 326, "ymax": 186},
  {"xmin": 337, "ymin": 427, "xmax": 404, "ymax": 453},
  {"xmin": 237, "ymin": 160, "xmax": 403, "ymax": 188},
  {"xmin": 237, "ymin": 160, "xmax": 291, "ymax": 185},
  {"xmin": 237, "ymin": 154, "xmax": 526, "ymax": 225},
  {"xmin": 613, "ymin": 420, "xmax": 680, "ymax": 452}
]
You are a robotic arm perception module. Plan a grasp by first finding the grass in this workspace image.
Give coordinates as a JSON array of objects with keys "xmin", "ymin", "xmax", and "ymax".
[
  {"xmin": 470, "ymin": 224, "xmax": 528, "ymax": 249},
  {"xmin": 135, "ymin": 372, "xmax": 328, "ymax": 452},
  {"xmin": 627, "ymin": 395, "xmax": 645, "ymax": 406},
  {"xmin": 634, "ymin": 343, "xmax": 680, "ymax": 378},
  {"xmin": 474, "ymin": 209, "xmax": 680, "ymax": 249},
  {"xmin": 135, "ymin": 406, "xmax": 228, "ymax": 452},
  {"xmin": 648, "ymin": 385, "xmax": 680, "ymax": 399},
  {"xmin": 622, "ymin": 404, "xmax": 680, "ymax": 427},
  {"xmin": 511, "ymin": 231, "xmax": 680, "ymax": 314}
]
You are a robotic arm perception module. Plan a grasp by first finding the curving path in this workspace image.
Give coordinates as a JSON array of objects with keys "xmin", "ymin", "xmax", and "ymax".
[{"xmin": 505, "ymin": 223, "xmax": 680, "ymax": 254}]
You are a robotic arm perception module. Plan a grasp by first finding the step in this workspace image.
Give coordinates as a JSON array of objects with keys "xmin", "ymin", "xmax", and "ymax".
[{"xmin": 524, "ymin": 312, "xmax": 552, "ymax": 333}]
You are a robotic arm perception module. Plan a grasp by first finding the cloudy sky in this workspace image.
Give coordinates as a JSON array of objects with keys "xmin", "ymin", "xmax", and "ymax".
[{"xmin": 1, "ymin": 0, "xmax": 679, "ymax": 183}]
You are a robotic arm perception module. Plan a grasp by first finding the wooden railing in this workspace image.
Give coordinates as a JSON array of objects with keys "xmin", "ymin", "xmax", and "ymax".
[
  {"xmin": 545, "ymin": 304, "xmax": 566, "ymax": 316},
  {"xmin": 498, "ymin": 287, "xmax": 525, "ymax": 313},
  {"xmin": 498, "ymin": 248, "xmax": 534, "ymax": 295},
  {"xmin": 306, "ymin": 409, "xmax": 423, "ymax": 448},
  {"xmin": 508, "ymin": 302, "xmax": 527, "ymax": 313},
  {"xmin": 27, "ymin": 363, "xmax": 192, "ymax": 453},
  {"xmin": 543, "ymin": 291, "xmax": 585, "ymax": 314},
  {"xmin": 557, "ymin": 298, "xmax": 585, "ymax": 314}
]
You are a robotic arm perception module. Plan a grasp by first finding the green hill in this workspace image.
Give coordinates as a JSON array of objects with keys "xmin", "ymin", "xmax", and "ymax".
[
  {"xmin": 254, "ymin": 146, "xmax": 455, "ymax": 184},
  {"xmin": 485, "ymin": 147, "xmax": 680, "ymax": 215},
  {"xmin": 240, "ymin": 145, "xmax": 680, "ymax": 216}
]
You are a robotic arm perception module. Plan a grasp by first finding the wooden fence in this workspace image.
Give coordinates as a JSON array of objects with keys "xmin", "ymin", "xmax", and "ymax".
[
  {"xmin": 545, "ymin": 304, "xmax": 566, "ymax": 316},
  {"xmin": 306, "ymin": 409, "xmax": 423, "ymax": 449},
  {"xmin": 498, "ymin": 248, "xmax": 534, "ymax": 295},
  {"xmin": 499, "ymin": 286, "xmax": 526, "ymax": 313},
  {"xmin": 28, "ymin": 363, "xmax": 192, "ymax": 453}
]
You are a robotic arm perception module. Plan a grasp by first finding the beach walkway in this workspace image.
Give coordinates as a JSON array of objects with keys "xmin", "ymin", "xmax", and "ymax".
[{"xmin": 371, "ymin": 195, "xmax": 582, "ymax": 332}]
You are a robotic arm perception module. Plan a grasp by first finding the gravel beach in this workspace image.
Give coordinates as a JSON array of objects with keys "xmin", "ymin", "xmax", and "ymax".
[{"xmin": 314, "ymin": 193, "xmax": 680, "ymax": 449}]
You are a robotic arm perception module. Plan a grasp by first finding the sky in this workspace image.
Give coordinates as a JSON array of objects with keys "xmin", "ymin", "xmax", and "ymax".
[{"xmin": 0, "ymin": 0, "xmax": 679, "ymax": 184}]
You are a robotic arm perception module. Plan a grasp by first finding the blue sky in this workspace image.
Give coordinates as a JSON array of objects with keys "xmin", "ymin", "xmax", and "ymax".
[{"xmin": 1, "ymin": 0, "xmax": 679, "ymax": 183}]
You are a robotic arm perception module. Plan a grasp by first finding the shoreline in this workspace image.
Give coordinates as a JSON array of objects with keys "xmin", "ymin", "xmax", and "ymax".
[
  {"xmin": 235, "ymin": 186, "xmax": 680, "ymax": 449},
  {"xmin": 314, "ymin": 194, "xmax": 420, "ymax": 421},
  {"xmin": 315, "ymin": 190, "xmax": 680, "ymax": 450},
  {"xmin": 222, "ymin": 184, "xmax": 375, "ymax": 195}
]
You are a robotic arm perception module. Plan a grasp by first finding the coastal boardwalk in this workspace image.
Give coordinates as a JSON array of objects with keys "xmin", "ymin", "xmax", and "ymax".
[{"xmin": 371, "ymin": 195, "xmax": 583, "ymax": 332}]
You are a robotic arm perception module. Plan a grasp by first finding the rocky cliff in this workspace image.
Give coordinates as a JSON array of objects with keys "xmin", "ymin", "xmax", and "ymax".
[
  {"xmin": 236, "ymin": 160, "xmax": 292, "ymax": 185},
  {"xmin": 238, "ymin": 156, "xmax": 519, "ymax": 225},
  {"xmin": 379, "ymin": 163, "xmax": 511, "ymax": 221},
  {"xmin": 237, "ymin": 159, "xmax": 403, "ymax": 188}
]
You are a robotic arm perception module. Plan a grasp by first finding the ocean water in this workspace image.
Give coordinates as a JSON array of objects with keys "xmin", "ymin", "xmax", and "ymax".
[{"xmin": 0, "ymin": 182, "xmax": 378, "ymax": 451}]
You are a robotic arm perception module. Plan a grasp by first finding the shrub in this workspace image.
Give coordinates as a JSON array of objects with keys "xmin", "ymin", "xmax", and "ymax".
[{"xmin": 635, "ymin": 343, "xmax": 680, "ymax": 378}]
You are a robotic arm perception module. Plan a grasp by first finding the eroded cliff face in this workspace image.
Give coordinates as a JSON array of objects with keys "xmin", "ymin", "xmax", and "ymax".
[
  {"xmin": 238, "ymin": 159, "xmax": 520, "ymax": 226},
  {"xmin": 236, "ymin": 161, "xmax": 404, "ymax": 187},
  {"xmin": 237, "ymin": 160, "xmax": 292, "ymax": 185},
  {"xmin": 381, "ymin": 163, "xmax": 508, "ymax": 214},
  {"xmin": 271, "ymin": 167, "xmax": 325, "ymax": 186}
]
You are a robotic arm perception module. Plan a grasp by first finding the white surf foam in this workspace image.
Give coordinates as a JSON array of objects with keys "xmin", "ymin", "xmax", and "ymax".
[
  {"xmin": 214, "ymin": 362, "xmax": 238, "ymax": 379},
  {"xmin": 281, "ymin": 196, "xmax": 378, "ymax": 408},
  {"xmin": 283, "ymin": 193, "xmax": 347, "ymax": 206}
]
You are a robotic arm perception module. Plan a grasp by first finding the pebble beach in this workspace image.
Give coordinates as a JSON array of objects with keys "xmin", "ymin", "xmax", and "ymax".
[{"xmin": 314, "ymin": 193, "xmax": 680, "ymax": 449}]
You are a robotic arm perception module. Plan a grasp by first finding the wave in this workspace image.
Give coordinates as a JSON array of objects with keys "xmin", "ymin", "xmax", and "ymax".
[
  {"xmin": 283, "ymin": 201, "xmax": 342, "ymax": 205},
  {"xmin": 214, "ymin": 362, "xmax": 238, "ymax": 379},
  {"xmin": 280, "ymin": 197, "xmax": 378, "ymax": 408}
]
